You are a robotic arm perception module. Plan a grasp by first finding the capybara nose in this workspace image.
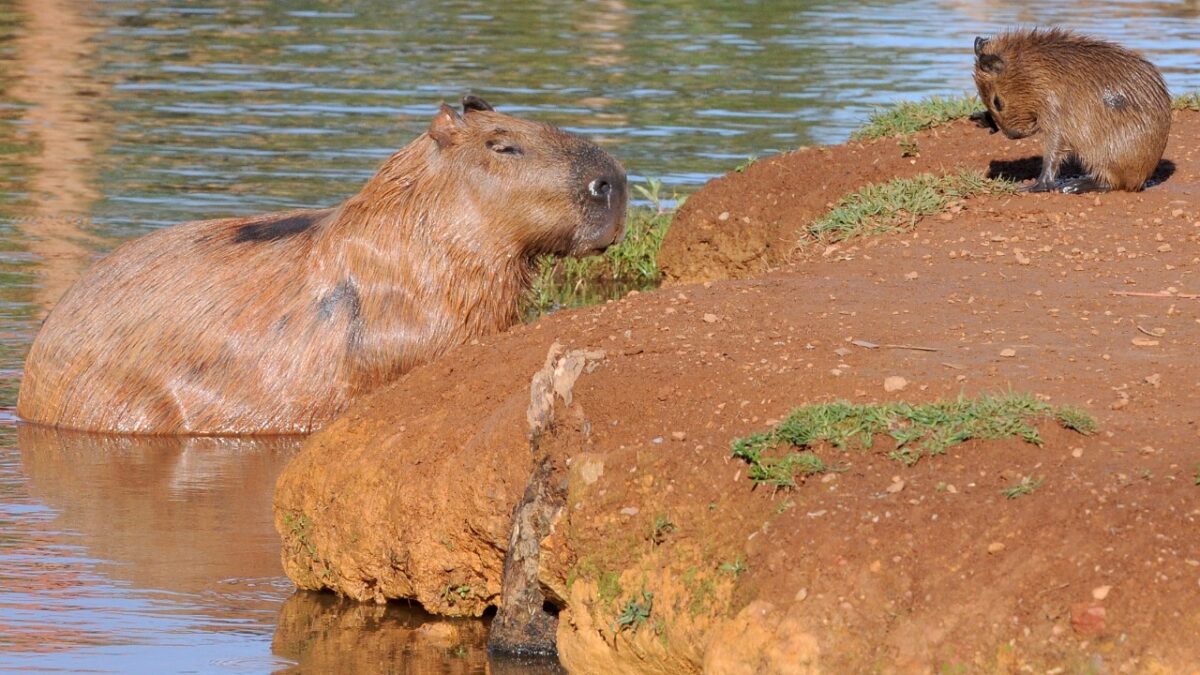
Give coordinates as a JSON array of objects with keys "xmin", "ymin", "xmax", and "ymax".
[{"xmin": 588, "ymin": 178, "xmax": 613, "ymax": 199}]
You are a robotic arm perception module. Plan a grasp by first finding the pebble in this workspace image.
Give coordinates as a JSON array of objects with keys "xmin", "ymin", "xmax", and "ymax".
[
  {"xmin": 1145, "ymin": 373, "xmax": 1161, "ymax": 387},
  {"xmin": 987, "ymin": 542, "xmax": 1006, "ymax": 554},
  {"xmin": 703, "ymin": 313, "xmax": 718, "ymax": 323},
  {"xmin": 886, "ymin": 478, "xmax": 906, "ymax": 494},
  {"xmin": 1072, "ymin": 448, "xmax": 1084, "ymax": 458},
  {"xmin": 718, "ymin": 211, "xmax": 730, "ymax": 221},
  {"xmin": 904, "ymin": 271, "xmax": 919, "ymax": 280},
  {"xmin": 1092, "ymin": 585, "xmax": 1112, "ymax": 601},
  {"xmin": 620, "ymin": 507, "xmax": 640, "ymax": 516},
  {"xmin": 1000, "ymin": 348, "xmax": 1016, "ymax": 358},
  {"xmin": 884, "ymin": 376, "xmax": 909, "ymax": 392},
  {"xmin": 794, "ymin": 588, "xmax": 808, "ymax": 602},
  {"xmin": 671, "ymin": 431, "xmax": 687, "ymax": 442}
]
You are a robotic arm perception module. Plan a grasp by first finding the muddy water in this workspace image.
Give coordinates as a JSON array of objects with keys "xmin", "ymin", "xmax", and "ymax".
[{"xmin": 0, "ymin": 1, "xmax": 1196, "ymax": 672}]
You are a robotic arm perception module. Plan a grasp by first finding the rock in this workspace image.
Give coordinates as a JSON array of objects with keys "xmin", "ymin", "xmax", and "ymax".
[
  {"xmin": 883, "ymin": 376, "xmax": 909, "ymax": 392},
  {"xmin": 1070, "ymin": 603, "xmax": 1107, "ymax": 636},
  {"xmin": 987, "ymin": 542, "xmax": 1006, "ymax": 554},
  {"xmin": 886, "ymin": 478, "xmax": 906, "ymax": 494},
  {"xmin": 1092, "ymin": 585, "xmax": 1112, "ymax": 601},
  {"xmin": 671, "ymin": 431, "xmax": 687, "ymax": 442},
  {"xmin": 999, "ymin": 348, "xmax": 1016, "ymax": 358},
  {"xmin": 703, "ymin": 313, "xmax": 719, "ymax": 323}
]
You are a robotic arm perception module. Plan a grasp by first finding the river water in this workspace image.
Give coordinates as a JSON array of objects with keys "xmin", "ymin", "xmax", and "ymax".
[{"xmin": 0, "ymin": 1, "xmax": 1196, "ymax": 672}]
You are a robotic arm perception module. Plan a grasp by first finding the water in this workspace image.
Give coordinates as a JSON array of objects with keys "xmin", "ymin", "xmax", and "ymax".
[{"xmin": 0, "ymin": 1, "xmax": 1195, "ymax": 672}]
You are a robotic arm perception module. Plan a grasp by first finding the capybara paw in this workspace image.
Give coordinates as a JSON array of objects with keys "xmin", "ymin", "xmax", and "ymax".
[{"xmin": 1059, "ymin": 177, "xmax": 1109, "ymax": 194}]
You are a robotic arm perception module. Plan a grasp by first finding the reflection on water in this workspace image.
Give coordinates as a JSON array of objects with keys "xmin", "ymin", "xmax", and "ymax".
[{"xmin": 0, "ymin": 0, "xmax": 1196, "ymax": 672}]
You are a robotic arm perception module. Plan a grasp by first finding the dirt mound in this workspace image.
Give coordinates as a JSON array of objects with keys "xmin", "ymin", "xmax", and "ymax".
[
  {"xmin": 275, "ymin": 112, "xmax": 1200, "ymax": 672},
  {"xmin": 657, "ymin": 112, "xmax": 1189, "ymax": 284}
]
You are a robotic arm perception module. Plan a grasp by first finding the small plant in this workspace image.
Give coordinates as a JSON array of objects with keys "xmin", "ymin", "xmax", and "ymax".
[
  {"xmin": 718, "ymin": 556, "xmax": 748, "ymax": 578},
  {"xmin": 853, "ymin": 94, "xmax": 983, "ymax": 141},
  {"xmin": 648, "ymin": 514, "xmax": 676, "ymax": 545},
  {"xmin": 734, "ymin": 155, "xmax": 758, "ymax": 173},
  {"xmin": 731, "ymin": 395, "xmax": 1098, "ymax": 481},
  {"xmin": 1173, "ymin": 93, "xmax": 1200, "ymax": 111},
  {"xmin": 898, "ymin": 137, "xmax": 920, "ymax": 158},
  {"xmin": 612, "ymin": 590, "xmax": 653, "ymax": 634},
  {"xmin": 1056, "ymin": 406, "xmax": 1097, "ymax": 435},
  {"xmin": 1001, "ymin": 475, "xmax": 1044, "ymax": 499},
  {"xmin": 442, "ymin": 584, "xmax": 471, "ymax": 601},
  {"xmin": 805, "ymin": 169, "xmax": 1016, "ymax": 245},
  {"xmin": 597, "ymin": 571, "xmax": 623, "ymax": 605}
]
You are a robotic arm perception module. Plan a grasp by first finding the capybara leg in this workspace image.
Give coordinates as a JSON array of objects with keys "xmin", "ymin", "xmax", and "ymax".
[
  {"xmin": 1060, "ymin": 176, "xmax": 1110, "ymax": 194},
  {"xmin": 1023, "ymin": 134, "xmax": 1065, "ymax": 192}
]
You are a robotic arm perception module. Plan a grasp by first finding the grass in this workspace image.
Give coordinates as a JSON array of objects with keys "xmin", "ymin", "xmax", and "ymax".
[
  {"xmin": 648, "ymin": 514, "xmax": 676, "ymax": 545},
  {"xmin": 731, "ymin": 394, "xmax": 1098, "ymax": 487},
  {"xmin": 524, "ymin": 179, "xmax": 682, "ymax": 319},
  {"xmin": 612, "ymin": 590, "xmax": 653, "ymax": 634},
  {"xmin": 1173, "ymin": 93, "xmax": 1200, "ymax": 111},
  {"xmin": 718, "ymin": 556, "xmax": 748, "ymax": 578},
  {"xmin": 852, "ymin": 94, "xmax": 984, "ymax": 141},
  {"xmin": 804, "ymin": 169, "xmax": 1016, "ymax": 245},
  {"xmin": 1001, "ymin": 475, "xmax": 1044, "ymax": 499}
]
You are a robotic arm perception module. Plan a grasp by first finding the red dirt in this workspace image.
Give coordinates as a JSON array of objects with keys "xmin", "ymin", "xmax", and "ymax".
[{"xmin": 275, "ymin": 111, "xmax": 1200, "ymax": 672}]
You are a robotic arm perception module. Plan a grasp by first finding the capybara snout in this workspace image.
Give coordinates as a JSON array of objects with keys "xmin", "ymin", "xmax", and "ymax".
[
  {"xmin": 428, "ymin": 97, "xmax": 627, "ymax": 257},
  {"xmin": 18, "ymin": 95, "xmax": 628, "ymax": 435}
]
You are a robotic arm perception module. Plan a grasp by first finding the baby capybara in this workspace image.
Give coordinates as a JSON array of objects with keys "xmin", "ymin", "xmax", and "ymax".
[
  {"xmin": 973, "ymin": 28, "xmax": 1171, "ymax": 193},
  {"xmin": 18, "ymin": 96, "xmax": 627, "ymax": 434}
]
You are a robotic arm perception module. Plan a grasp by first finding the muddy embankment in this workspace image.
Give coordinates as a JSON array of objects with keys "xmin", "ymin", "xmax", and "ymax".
[{"xmin": 275, "ymin": 112, "xmax": 1200, "ymax": 673}]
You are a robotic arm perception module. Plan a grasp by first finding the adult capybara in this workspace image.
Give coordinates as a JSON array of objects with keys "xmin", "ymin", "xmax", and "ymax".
[
  {"xmin": 18, "ymin": 96, "xmax": 628, "ymax": 435},
  {"xmin": 973, "ymin": 28, "xmax": 1171, "ymax": 193}
]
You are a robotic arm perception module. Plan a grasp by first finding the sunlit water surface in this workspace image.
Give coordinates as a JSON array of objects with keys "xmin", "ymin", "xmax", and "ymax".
[{"xmin": 0, "ymin": 0, "xmax": 1197, "ymax": 672}]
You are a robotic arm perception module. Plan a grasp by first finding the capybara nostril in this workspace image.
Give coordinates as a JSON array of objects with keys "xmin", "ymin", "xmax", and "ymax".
[{"xmin": 588, "ymin": 178, "xmax": 612, "ymax": 199}]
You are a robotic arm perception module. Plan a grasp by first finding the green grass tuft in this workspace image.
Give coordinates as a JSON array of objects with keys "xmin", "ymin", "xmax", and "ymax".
[
  {"xmin": 524, "ymin": 179, "xmax": 682, "ymax": 319},
  {"xmin": 1055, "ymin": 406, "xmax": 1098, "ymax": 435},
  {"xmin": 1001, "ymin": 475, "xmax": 1044, "ymax": 499},
  {"xmin": 805, "ymin": 169, "xmax": 1016, "ymax": 245},
  {"xmin": 731, "ymin": 395, "xmax": 1097, "ymax": 486},
  {"xmin": 852, "ymin": 94, "xmax": 984, "ymax": 141},
  {"xmin": 1173, "ymin": 93, "xmax": 1200, "ymax": 111},
  {"xmin": 612, "ymin": 590, "xmax": 653, "ymax": 634}
]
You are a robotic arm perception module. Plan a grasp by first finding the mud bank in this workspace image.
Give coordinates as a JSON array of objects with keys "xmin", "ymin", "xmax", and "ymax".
[{"xmin": 276, "ymin": 112, "xmax": 1200, "ymax": 672}]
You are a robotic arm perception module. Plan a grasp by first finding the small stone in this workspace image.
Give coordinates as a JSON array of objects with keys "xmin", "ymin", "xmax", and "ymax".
[
  {"xmin": 1131, "ymin": 338, "xmax": 1159, "ymax": 347},
  {"xmin": 904, "ymin": 271, "xmax": 919, "ymax": 280},
  {"xmin": 651, "ymin": 436, "xmax": 664, "ymax": 444},
  {"xmin": 718, "ymin": 211, "xmax": 730, "ymax": 221},
  {"xmin": 620, "ymin": 506, "xmax": 640, "ymax": 516},
  {"xmin": 1000, "ymin": 348, "xmax": 1016, "ymax": 358},
  {"xmin": 1092, "ymin": 585, "xmax": 1112, "ymax": 600},
  {"xmin": 794, "ymin": 588, "xmax": 808, "ymax": 601},
  {"xmin": 703, "ymin": 313, "xmax": 718, "ymax": 323},
  {"xmin": 869, "ymin": 560, "xmax": 883, "ymax": 573},
  {"xmin": 834, "ymin": 347, "xmax": 852, "ymax": 357},
  {"xmin": 987, "ymin": 542, "xmax": 1006, "ymax": 554},
  {"xmin": 671, "ymin": 431, "xmax": 687, "ymax": 442},
  {"xmin": 883, "ymin": 376, "xmax": 909, "ymax": 392},
  {"xmin": 1157, "ymin": 244, "xmax": 1172, "ymax": 253},
  {"xmin": 1070, "ymin": 603, "xmax": 1106, "ymax": 636},
  {"xmin": 1072, "ymin": 448, "xmax": 1084, "ymax": 459},
  {"xmin": 886, "ymin": 479, "xmax": 906, "ymax": 494},
  {"xmin": 1145, "ymin": 374, "xmax": 1161, "ymax": 387}
]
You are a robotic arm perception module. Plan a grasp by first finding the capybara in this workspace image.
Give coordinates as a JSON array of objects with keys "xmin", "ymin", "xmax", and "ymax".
[
  {"xmin": 18, "ymin": 96, "xmax": 628, "ymax": 434},
  {"xmin": 973, "ymin": 28, "xmax": 1171, "ymax": 193}
]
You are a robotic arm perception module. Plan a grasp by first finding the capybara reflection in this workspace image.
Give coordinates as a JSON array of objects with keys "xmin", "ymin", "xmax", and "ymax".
[
  {"xmin": 973, "ymin": 28, "xmax": 1170, "ymax": 193},
  {"xmin": 18, "ymin": 96, "xmax": 627, "ymax": 434}
]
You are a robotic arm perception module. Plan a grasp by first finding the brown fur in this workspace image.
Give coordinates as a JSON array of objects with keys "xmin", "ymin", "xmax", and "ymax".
[
  {"xmin": 973, "ymin": 27, "xmax": 1171, "ymax": 192},
  {"xmin": 18, "ymin": 97, "xmax": 627, "ymax": 435}
]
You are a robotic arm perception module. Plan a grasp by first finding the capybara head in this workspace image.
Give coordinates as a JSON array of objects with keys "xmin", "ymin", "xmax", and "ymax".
[
  {"xmin": 973, "ymin": 35, "xmax": 1041, "ymax": 140},
  {"xmin": 421, "ymin": 95, "xmax": 627, "ymax": 258}
]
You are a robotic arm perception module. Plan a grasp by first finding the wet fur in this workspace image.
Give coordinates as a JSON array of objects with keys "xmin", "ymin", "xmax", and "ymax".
[
  {"xmin": 974, "ymin": 28, "xmax": 1171, "ymax": 192},
  {"xmin": 18, "ymin": 102, "xmax": 627, "ymax": 434}
]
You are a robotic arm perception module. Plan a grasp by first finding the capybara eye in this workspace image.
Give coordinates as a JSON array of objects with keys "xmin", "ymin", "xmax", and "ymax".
[
  {"xmin": 992, "ymin": 94, "xmax": 1004, "ymax": 112},
  {"xmin": 486, "ymin": 139, "xmax": 522, "ymax": 156}
]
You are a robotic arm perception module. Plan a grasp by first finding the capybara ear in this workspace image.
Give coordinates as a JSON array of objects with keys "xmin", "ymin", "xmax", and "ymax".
[
  {"xmin": 974, "ymin": 36, "xmax": 990, "ymax": 56},
  {"xmin": 429, "ymin": 103, "xmax": 464, "ymax": 148},
  {"xmin": 462, "ymin": 94, "xmax": 494, "ymax": 113},
  {"xmin": 978, "ymin": 53, "xmax": 1004, "ymax": 74}
]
